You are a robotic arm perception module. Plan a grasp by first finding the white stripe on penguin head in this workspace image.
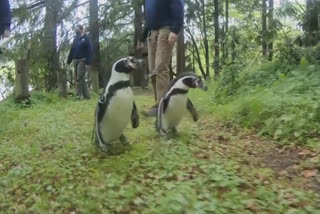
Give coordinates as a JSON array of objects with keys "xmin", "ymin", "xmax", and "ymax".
[
  {"xmin": 104, "ymin": 57, "xmax": 130, "ymax": 97},
  {"xmin": 165, "ymin": 76, "xmax": 196, "ymax": 98}
]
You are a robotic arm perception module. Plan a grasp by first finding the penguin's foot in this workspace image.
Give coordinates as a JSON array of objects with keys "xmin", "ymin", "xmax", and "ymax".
[
  {"xmin": 119, "ymin": 134, "xmax": 129, "ymax": 146},
  {"xmin": 160, "ymin": 134, "xmax": 170, "ymax": 141},
  {"xmin": 171, "ymin": 127, "xmax": 179, "ymax": 136},
  {"xmin": 160, "ymin": 129, "xmax": 170, "ymax": 140},
  {"xmin": 99, "ymin": 142, "xmax": 108, "ymax": 153}
]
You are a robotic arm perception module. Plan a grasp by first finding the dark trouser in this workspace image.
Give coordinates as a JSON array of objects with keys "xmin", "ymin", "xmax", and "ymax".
[{"xmin": 74, "ymin": 59, "xmax": 90, "ymax": 99}]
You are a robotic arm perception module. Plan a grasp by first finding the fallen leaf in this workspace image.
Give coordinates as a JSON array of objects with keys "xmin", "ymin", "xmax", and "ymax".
[
  {"xmin": 246, "ymin": 200, "xmax": 258, "ymax": 212},
  {"xmin": 303, "ymin": 169, "xmax": 318, "ymax": 178},
  {"xmin": 298, "ymin": 149, "xmax": 312, "ymax": 157}
]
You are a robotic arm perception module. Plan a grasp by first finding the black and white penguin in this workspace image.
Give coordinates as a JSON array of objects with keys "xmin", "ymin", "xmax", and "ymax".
[
  {"xmin": 94, "ymin": 56, "xmax": 144, "ymax": 151},
  {"xmin": 156, "ymin": 72, "xmax": 208, "ymax": 137}
]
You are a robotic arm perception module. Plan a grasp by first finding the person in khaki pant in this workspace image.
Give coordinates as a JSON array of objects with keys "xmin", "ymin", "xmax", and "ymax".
[
  {"xmin": 139, "ymin": 0, "xmax": 184, "ymax": 117},
  {"xmin": 67, "ymin": 25, "xmax": 92, "ymax": 100}
]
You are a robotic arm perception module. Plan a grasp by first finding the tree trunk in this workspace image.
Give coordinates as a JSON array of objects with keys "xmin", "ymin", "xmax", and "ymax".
[
  {"xmin": 57, "ymin": 68, "xmax": 67, "ymax": 98},
  {"xmin": 132, "ymin": 0, "xmax": 145, "ymax": 87},
  {"xmin": 262, "ymin": 0, "xmax": 268, "ymax": 58},
  {"xmin": 213, "ymin": 0, "xmax": 220, "ymax": 78},
  {"xmin": 305, "ymin": 0, "xmax": 320, "ymax": 46},
  {"xmin": 268, "ymin": 0, "xmax": 274, "ymax": 61},
  {"xmin": 91, "ymin": 66, "xmax": 99, "ymax": 93},
  {"xmin": 89, "ymin": 0, "xmax": 101, "ymax": 92},
  {"xmin": 176, "ymin": 26, "xmax": 185, "ymax": 74},
  {"xmin": 43, "ymin": 1, "xmax": 61, "ymax": 92},
  {"xmin": 225, "ymin": 0, "xmax": 229, "ymax": 61},
  {"xmin": 200, "ymin": 0, "xmax": 210, "ymax": 77},
  {"xmin": 15, "ymin": 59, "xmax": 30, "ymax": 100}
]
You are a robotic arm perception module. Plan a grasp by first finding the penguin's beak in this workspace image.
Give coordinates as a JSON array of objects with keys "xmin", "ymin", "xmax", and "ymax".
[
  {"xmin": 128, "ymin": 58, "xmax": 144, "ymax": 70},
  {"xmin": 132, "ymin": 58, "xmax": 144, "ymax": 68},
  {"xmin": 197, "ymin": 81, "xmax": 208, "ymax": 91}
]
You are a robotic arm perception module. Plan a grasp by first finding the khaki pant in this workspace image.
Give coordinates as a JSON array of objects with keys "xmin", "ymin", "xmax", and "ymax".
[
  {"xmin": 148, "ymin": 27, "xmax": 175, "ymax": 103},
  {"xmin": 74, "ymin": 59, "xmax": 90, "ymax": 99}
]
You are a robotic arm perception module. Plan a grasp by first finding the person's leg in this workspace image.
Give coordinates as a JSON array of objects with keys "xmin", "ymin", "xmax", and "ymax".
[
  {"xmin": 74, "ymin": 61, "xmax": 78, "ymax": 89},
  {"xmin": 154, "ymin": 27, "xmax": 175, "ymax": 103},
  {"xmin": 83, "ymin": 64, "xmax": 90, "ymax": 99},
  {"xmin": 148, "ymin": 30, "xmax": 158, "ymax": 102},
  {"xmin": 142, "ymin": 30, "xmax": 159, "ymax": 117},
  {"xmin": 76, "ymin": 60, "xmax": 86, "ymax": 99}
]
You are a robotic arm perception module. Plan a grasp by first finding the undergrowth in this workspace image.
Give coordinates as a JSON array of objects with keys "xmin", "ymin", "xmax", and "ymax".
[{"xmin": 213, "ymin": 61, "xmax": 320, "ymax": 146}]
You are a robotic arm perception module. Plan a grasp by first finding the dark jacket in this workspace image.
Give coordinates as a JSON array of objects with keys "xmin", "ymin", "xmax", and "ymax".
[
  {"xmin": 0, "ymin": 0, "xmax": 11, "ymax": 35},
  {"xmin": 67, "ymin": 34, "xmax": 92, "ymax": 65},
  {"xmin": 141, "ymin": 0, "xmax": 184, "ymax": 42}
]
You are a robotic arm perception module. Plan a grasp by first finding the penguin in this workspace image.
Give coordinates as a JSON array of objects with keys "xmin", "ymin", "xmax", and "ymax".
[
  {"xmin": 94, "ymin": 56, "xmax": 144, "ymax": 152},
  {"xmin": 156, "ymin": 72, "xmax": 208, "ymax": 137}
]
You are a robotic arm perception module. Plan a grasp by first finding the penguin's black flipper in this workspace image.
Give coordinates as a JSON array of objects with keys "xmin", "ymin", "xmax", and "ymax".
[
  {"xmin": 157, "ymin": 97, "xmax": 169, "ymax": 136},
  {"xmin": 131, "ymin": 101, "xmax": 140, "ymax": 128},
  {"xmin": 95, "ymin": 103, "xmax": 105, "ymax": 147},
  {"xmin": 156, "ymin": 98, "xmax": 164, "ymax": 132},
  {"xmin": 186, "ymin": 98, "xmax": 199, "ymax": 122}
]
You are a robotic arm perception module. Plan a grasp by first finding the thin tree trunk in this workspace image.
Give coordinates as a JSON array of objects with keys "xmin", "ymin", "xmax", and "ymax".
[
  {"xmin": 262, "ymin": 0, "xmax": 268, "ymax": 58},
  {"xmin": 200, "ymin": 0, "xmax": 210, "ymax": 77},
  {"xmin": 57, "ymin": 68, "xmax": 68, "ymax": 97},
  {"xmin": 185, "ymin": 25, "xmax": 206, "ymax": 78},
  {"xmin": 176, "ymin": 26, "xmax": 185, "ymax": 74},
  {"xmin": 43, "ymin": 1, "xmax": 60, "ymax": 92},
  {"xmin": 15, "ymin": 59, "xmax": 30, "ymax": 101},
  {"xmin": 214, "ymin": 0, "xmax": 220, "ymax": 78},
  {"xmin": 133, "ymin": 0, "xmax": 145, "ymax": 87},
  {"xmin": 268, "ymin": 0, "xmax": 274, "ymax": 61},
  {"xmin": 89, "ymin": 0, "xmax": 101, "ymax": 92},
  {"xmin": 225, "ymin": 0, "xmax": 229, "ymax": 61}
]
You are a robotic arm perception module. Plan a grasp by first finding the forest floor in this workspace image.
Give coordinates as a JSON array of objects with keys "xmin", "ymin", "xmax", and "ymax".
[{"xmin": 0, "ymin": 88, "xmax": 319, "ymax": 213}]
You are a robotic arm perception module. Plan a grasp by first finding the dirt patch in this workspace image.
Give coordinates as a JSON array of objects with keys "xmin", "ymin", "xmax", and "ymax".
[
  {"xmin": 243, "ymin": 140, "xmax": 320, "ymax": 194},
  {"xmin": 258, "ymin": 147, "xmax": 301, "ymax": 173},
  {"xmin": 199, "ymin": 121, "xmax": 320, "ymax": 194}
]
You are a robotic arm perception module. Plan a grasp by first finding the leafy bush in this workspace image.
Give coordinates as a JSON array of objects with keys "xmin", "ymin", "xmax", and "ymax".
[
  {"xmin": 212, "ymin": 62, "xmax": 320, "ymax": 146},
  {"xmin": 305, "ymin": 43, "xmax": 320, "ymax": 64}
]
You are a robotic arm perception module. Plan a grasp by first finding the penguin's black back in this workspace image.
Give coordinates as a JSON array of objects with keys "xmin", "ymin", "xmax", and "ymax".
[{"xmin": 167, "ymin": 72, "xmax": 199, "ymax": 91}]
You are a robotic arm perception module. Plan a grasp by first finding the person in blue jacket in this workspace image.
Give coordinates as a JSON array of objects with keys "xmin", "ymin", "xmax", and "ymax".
[
  {"xmin": 138, "ymin": 0, "xmax": 184, "ymax": 117},
  {"xmin": 67, "ymin": 25, "xmax": 92, "ymax": 100},
  {"xmin": 0, "ymin": 0, "xmax": 11, "ymax": 38},
  {"xmin": 0, "ymin": 0, "xmax": 11, "ymax": 54}
]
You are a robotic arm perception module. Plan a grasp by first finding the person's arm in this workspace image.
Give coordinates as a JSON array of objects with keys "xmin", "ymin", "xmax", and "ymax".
[
  {"xmin": 67, "ymin": 38, "xmax": 76, "ymax": 64},
  {"xmin": 169, "ymin": 0, "xmax": 184, "ymax": 35},
  {"xmin": 1, "ymin": 0, "xmax": 12, "ymax": 36}
]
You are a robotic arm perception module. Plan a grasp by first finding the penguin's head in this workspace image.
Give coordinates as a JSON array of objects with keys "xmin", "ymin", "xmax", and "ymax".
[
  {"xmin": 114, "ymin": 56, "xmax": 144, "ymax": 73},
  {"xmin": 173, "ymin": 72, "xmax": 208, "ymax": 91},
  {"xmin": 192, "ymin": 76, "xmax": 208, "ymax": 91}
]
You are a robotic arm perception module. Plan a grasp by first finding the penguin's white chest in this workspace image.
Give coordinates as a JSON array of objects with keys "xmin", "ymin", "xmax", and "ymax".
[
  {"xmin": 163, "ymin": 95, "xmax": 188, "ymax": 129},
  {"xmin": 100, "ymin": 88, "xmax": 133, "ymax": 142}
]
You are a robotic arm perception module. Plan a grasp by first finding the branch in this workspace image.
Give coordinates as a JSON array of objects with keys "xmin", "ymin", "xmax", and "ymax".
[{"xmin": 27, "ymin": 1, "xmax": 45, "ymax": 9}]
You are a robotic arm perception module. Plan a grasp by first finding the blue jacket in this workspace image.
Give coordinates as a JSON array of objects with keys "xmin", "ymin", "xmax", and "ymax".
[
  {"xmin": 0, "ymin": 0, "xmax": 11, "ymax": 35},
  {"xmin": 141, "ymin": 0, "xmax": 184, "ymax": 41},
  {"xmin": 67, "ymin": 34, "xmax": 92, "ymax": 65}
]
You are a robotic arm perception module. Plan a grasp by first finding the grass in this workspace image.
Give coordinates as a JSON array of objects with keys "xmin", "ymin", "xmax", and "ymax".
[{"xmin": 0, "ymin": 88, "xmax": 319, "ymax": 213}]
